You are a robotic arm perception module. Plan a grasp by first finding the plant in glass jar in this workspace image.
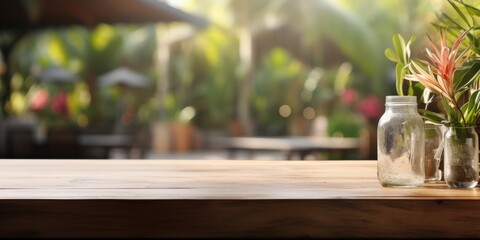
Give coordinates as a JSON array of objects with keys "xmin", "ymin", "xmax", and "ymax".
[
  {"xmin": 377, "ymin": 36, "xmax": 426, "ymax": 188},
  {"xmin": 385, "ymin": 0, "xmax": 480, "ymax": 188},
  {"xmin": 400, "ymin": 27, "xmax": 480, "ymax": 188},
  {"xmin": 385, "ymin": 34, "xmax": 416, "ymax": 97}
]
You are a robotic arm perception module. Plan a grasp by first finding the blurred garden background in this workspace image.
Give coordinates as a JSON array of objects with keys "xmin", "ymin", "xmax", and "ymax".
[{"xmin": 0, "ymin": 0, "xmax": 449, "ymax": 159}]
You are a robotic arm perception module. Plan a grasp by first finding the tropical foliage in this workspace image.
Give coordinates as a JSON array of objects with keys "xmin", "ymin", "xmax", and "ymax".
[
  {"xmin": 405, "ymin": 30, "xmax": 479, "ymax": 127},
  {"xmin": 168, "ymin": 26, "xmax": 239, "ymax": 129},
  {"xmin": 388, "ymin": 0, "xmax": 480, "ymax": 127},
  {"xmin": 1, "ymin": 0, "xmax": 445, "ymax": 139},
  {"xmin": 384, "ymin": 34, "xmax": 416, "ymax": 96},
  {"xmin": 5, "ymin": 24, "xmax": 158, "ymax": 127}
]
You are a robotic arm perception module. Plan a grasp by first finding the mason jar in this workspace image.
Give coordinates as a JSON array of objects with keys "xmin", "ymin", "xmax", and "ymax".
[
  {"xmin": 444, "ymin": 126, "xmax": 479, "ymax": 188},
  {"xmin": 377, "ymin": 96, "xmax": 425, "ymax": 187},
  {"xmin": 424, "ymin": 122, "xmax": 443, "ymax": 183}
]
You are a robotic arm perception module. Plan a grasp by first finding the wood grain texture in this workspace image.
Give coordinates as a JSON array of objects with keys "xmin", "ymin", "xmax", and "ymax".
[{"xmin": 0, "ymin": 159, "xmax": 479, "ymax": 238}]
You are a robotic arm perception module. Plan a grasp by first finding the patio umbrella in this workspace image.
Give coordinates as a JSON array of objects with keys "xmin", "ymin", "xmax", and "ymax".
[
  {"xmin": 97, "ymin": 67, "xmax": 149, "ymax": 88},
  {"xmin": 98, "ymin": 67, "xmax": 149, "ymax": 131},
  {"xmin": 37, "ymin": 66, "xmax": 77, "ymax": 84},
  {"xmin": 0, "ymin": 0, "xmax": 208, "ymax": 30}
]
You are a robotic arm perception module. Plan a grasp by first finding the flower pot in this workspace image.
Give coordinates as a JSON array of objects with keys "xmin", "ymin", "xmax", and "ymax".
[
  {"xmin": 172, "ymin": 122, "xmax": 194, "ymax": 152},
  {"xmin": 444, "ymin": 126, "xmax": 479, "ymax": 188},
  {"xmin": 152, "ymin": 121, "xmax": 171, "ymax": 153}
]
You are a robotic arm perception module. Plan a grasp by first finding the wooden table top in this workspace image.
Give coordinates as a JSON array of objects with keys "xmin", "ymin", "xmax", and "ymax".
[
  {"xmin": 0, "ymin": 159, "xmax": 475, "ymax": 199},
  {"xmin": 1, "ymin": 159, "xmax": 480, "ymax": 238}
]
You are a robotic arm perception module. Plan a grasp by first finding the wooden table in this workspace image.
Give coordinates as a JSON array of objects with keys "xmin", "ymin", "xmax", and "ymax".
[
  {"xmin": 1, "ymin": 159, "xmax": 480, "ymax": 238},
  {"xmin": 210, "ymin": 136, "xmax": 362, "ymax": 159}
]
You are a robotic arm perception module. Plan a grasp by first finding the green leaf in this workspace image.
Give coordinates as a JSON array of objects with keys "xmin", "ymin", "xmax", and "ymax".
[
  {"xmin": 404, "ymin": 35, "xmax": 416, "ymax": 59},
  {"xmin": 392, "ymin": 34, "xmax": 406, "ymax": 64},
  {"xmin": 461, "ymin": 101, "xmax": 470, "ymax": 120},
  {"xmin": 474, "ymin": 91, "xmax": 480, "ymax": 112},
  {"xmin": 395, "ymin": 63, "xmax": 404, "ymax": 96},
  {"xmin": 384, "ymin": 48, "xmax": 398, "ymax": 62},
  {"xmin": 441, "ymin": 12, "xmax": 465, "ymax": 29},
  {"xmin": 455, "ymin": 90, "xmax": 469, "ymax": 101},
  {"xmin": 390, "ymin": 34, "xmax": 416, "ymax": 96},
  {"xmin": 465, "ymin": 90, "xmax": 480, "ymax": 124},
  {"xmin": 431, "ymin": 22, "xmax": 463, "ymax": 31},
  {"xmin": 447, "ymin": 0, "xmax": 471, "ymax": 28},
  {"xmin": 407, "ymin": 82, "xmax": 414, "ymax": 96},
  {"xmin": 418, "ymin": 109, "xmax": 446, "ymax": 124},
  {"xmin": 421, "ymin": 87, "xmax": 434, "ymax": 105},
  {"xmin": 462, "ymin": 1, "xmax": 480, "ymax": 17},
  {"xmin": 455, "ymin": 61, "xmax": 480, "ymax": 92}
]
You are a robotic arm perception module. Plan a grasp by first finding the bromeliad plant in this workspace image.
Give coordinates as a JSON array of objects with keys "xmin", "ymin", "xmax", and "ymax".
[
  {"xmin": 403, "ymin": 29, "xmax": 480, "ymax": 128},
  {"xmin": 386, "ymin": 0, "xmax": 480, "ymax": 128}
]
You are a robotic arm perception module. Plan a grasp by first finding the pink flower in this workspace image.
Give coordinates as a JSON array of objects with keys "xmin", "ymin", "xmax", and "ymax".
[
  {"xmin": 405, "ymin": 29, "xmax": 470, "ymax": 105},
  {"xmin": 357, "ymin": 95, "xmax": 384, "ymax": 120},
  {"xmin": 341, "ymin": 88, "xmax": 358, "ymax": 106},
  {"xmin": 29, "ymin": 89, "xmax": 49, "ymax": 111},
  {"xmin": 51, "ymin": 92, "xmax": 70, "ymax": 117}
]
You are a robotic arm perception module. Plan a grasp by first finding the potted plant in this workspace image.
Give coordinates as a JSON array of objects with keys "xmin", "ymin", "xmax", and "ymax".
[
  {"xmin": 388, "ymin": 0, "xmax": 480, "ymax": 188},
  {"xmin": 404, "ymin": 29, "xmax": 480, "ymax": 188}
]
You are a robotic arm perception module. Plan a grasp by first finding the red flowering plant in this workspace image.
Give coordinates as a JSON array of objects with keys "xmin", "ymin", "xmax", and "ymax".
[
  {"xmin": 335, "ymin": 87, "xmax": 384, "ymax": 130},
  {"xmin": 356, "ymin": 94, "xmax": 384, "ymax": 123},
  {"xmin": 27, "ymin": 86, "xmax": 73, "ymax": 127},
  {"xmin": 339, "ymin": 88, "xmax": 384, "ymax": 122},
  {"xmin": 28, "ymin": 88, "xmax": 49, "ymax": 112}
]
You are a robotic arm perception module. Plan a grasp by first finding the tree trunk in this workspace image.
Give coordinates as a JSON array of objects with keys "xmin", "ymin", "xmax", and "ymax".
[{"xmin": 237, "ymin": 28, "xmax": 254, "ymax": 136}]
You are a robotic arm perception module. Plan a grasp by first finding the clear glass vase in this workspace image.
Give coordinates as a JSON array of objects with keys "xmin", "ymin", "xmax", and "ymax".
[
  {"xmin": 424, "ymin": 122, "xmax": 443, "ymax": 183},
  {"xmin": 444, "ymin": 126, "xmax": 479, "ymax": 188},
  {"xmin": 377, "ymin": 96, "xmax": 425, "ymax": 187}
]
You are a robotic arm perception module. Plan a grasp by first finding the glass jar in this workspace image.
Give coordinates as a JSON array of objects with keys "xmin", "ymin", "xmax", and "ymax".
[
  {"xmin": 444, "ymin": 126, "xmax": 479, "ymax": 188},
  {"xmin": 377, "ymin": 96, "xmax": 425, "ymax": 187},
  {"xmin": 424, "ymin": 122, "xmax": 443, "ymax": 182}
]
